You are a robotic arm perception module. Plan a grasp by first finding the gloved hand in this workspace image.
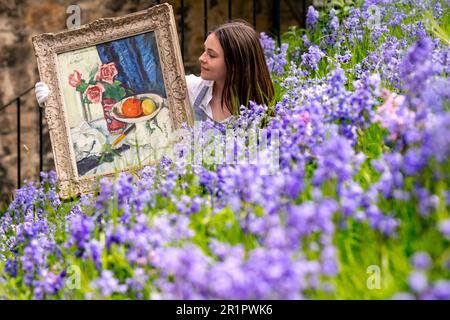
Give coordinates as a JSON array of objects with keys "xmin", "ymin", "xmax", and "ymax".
[{"xmin": 35, "ymin": 82, "xmax": 50, "ymax": 107}]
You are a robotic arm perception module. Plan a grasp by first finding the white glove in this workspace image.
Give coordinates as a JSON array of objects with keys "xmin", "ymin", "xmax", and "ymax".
[{"xmin": 35, "ymin": 82, "xmax": 50, "ymax": 108}]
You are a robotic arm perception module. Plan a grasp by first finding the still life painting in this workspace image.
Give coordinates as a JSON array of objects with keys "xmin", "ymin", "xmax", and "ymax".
[
  {"xmin": 32, "ymin": 4, "xmax": 193, "ymax": 198},
  {"xmin": 58, "ymin": 31, "xmax": 170, "ymax": 177}
]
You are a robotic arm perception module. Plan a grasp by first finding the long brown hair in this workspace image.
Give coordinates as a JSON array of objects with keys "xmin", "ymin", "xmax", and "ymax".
[{"xmin": 212, "ymin": 20, "xmax": 275, "ymax": 116}]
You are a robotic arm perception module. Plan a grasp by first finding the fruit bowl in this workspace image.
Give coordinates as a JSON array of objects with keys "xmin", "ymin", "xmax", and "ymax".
[{"xmin": 111, "ymin": 93, "xmax": 165, "ymax": 124}]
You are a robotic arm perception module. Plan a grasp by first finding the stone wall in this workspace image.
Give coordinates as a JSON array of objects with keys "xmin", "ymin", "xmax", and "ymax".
[{"xmin": 0, "ymin": 0, "xmax": 308, "ymax": 203}]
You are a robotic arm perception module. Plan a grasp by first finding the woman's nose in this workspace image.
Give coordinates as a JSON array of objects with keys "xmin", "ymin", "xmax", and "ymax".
[{"xmin": 199, "ymin": 52, "xmax": 206, "ymax": 64}]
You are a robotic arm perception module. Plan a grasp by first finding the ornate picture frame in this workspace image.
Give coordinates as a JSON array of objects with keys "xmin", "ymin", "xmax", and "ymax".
[{"xmin": 32, "ymin": 3, "xmax": 193, "ymax": 199}]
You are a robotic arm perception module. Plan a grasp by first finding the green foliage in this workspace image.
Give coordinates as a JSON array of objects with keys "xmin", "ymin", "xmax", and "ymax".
[{"xmin": 103, "ymin": 81, "xmax": 126, "ymax": 101}]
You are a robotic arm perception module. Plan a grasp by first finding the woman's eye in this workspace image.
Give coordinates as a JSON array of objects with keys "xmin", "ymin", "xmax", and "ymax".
[{"xmin": 205, "ymin": 50, "xmax": 215, "ymax": 58}]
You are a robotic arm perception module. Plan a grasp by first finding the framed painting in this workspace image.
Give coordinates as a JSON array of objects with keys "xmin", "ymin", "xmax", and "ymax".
[{"xmin": 32, "ymin": 3, "xmax": 193, "ymax": 199}]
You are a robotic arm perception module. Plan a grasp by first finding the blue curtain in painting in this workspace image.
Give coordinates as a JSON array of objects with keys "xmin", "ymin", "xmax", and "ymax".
[{"xmin": 96, "ymin": 32, "xmax": 166, "ymax": 98}]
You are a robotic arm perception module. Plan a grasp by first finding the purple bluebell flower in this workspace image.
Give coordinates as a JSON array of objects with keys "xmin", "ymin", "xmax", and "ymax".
[
  {"xmin": 415, "ymin": 187, "xmax": 439, "ymax": 217},
  {"xmin": 400, "ymin": 37, "xmax": 441, "ymax": 95},
  {"xmin": 340, "ymin": 182, "xmax": 363, "ymax": 217},
  {"xmin": 403, "ymin": 148, "xmax": 427, "ymax": 176},
  {"xmin": 79, "ymin": 194, "xmax": 93, "ymax": 207},
  {"xmin": 411, "ymin": 252, "xmax": 432, "ymax": 271},
  {"xmin": 425, "ymin": 113, "xmax": 450, "ymax": 163},
  {"xmin": 430, "ymin": 280, "xmax": 450, "ymax": 300},
  {"xmin": 7, "ymin": 181, "xmax": 39, "ymax": 223},
  {"xmin": 433, "ymin": 2, "xmax": 443, "ymax": 19},
  {"xmin": 321, "ymin": 245, "xmax": 338, "ymax": 276},
  {"xmin": 105, "ymin": 224, "xmax": 127, "ymax": 250},
  {"xmin": 260, "ymin": 32, "xmax": 289, "ymax": 76},
  {"xmin": 415, "ymin": 21, "xmax": 427, "ymax": 39},
  {"xmin": 90, "ymin": 270, "xmax": 127, "ymax": 297},
  {"xmin": 329, "ymin": 9, "xmax": 339, "ymax": 31},
  {"xmin": 4, "ymin": 259, "xmax": 17, "ymax": 277},
  {"xmin": 409, "ymin": 271, "xmax": 428, "ymax": 293},
  {"xmin": 343, "ymin": 8, "xmax": 362, "ymax": 44},
  {"xmin": 48, "ymin": 170, "xmax": 57, "ymax": 186},
  {"xmin": 33, "ymin": 269, "xmax": 65, "ymax": 299},
  {"xmin": 336, "ymin": 50, "xmax": 352, "ymax": 64},
  {"xmin": 88, "ymin": 240, "xmax": 103, "ymax": 271},
  {"xmin": 20, "ymin": 239, "xmax": 47, "ymax": 286},
  {"xmin": 379, "ymin": 215, "xmax": 400, "ymax": 236},
  {"xmin": 175, "ymin": 195, "xmax": 204, "ymax": 216},
  {"xmin": 301, "ymin": 45, "xmax": 325, "ymax": 71},
  {"xmin": 306, "ymin": 6, "xmax": 319, "ymax": 30},
  {"xmin": 312, "ymin": 135, "xmax": 358, "ymax": 186},
  {"xmin": 95, "ymin": 177, "xmax": 113, "ymax": 213},
  {"xmin": 302, "ymin": 34, "xmax": 311, "ymax": 47},
  {"xmin": 392, "ymin": 292, "xmax": 416, "ymax": 300},
  {"xmin": 439, "ymin": 219, "xmax": 450, "ymax": 239},
  {"xmin": 116, "ymin": 172, "xmax": 134, "ymax": 207},
  {"xmin": 66, "ymin": 214, "xmax": 95, "ymax": 257},
  {"xmin": 126, "ymin": 268, "xmax": 149, "ymax": 299}
]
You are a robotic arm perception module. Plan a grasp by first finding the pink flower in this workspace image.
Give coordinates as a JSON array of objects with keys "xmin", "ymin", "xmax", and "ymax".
[
  {"xmin": 374, "ymin": 90, "xmax": 412, "ymax": 140},
  {"xmin": 297, "ymin": 111, "xmax": 310, "ymax": 125},
  {"xmin": 68, "ymin": 70, "xmax": 82, "ymax": 87},
  {"xmin": 374, "ymin": 91, "xmax": 406, "ymax": 123},
  {"xmin": 85, "ymin": 83, "xmax": 105, "ymax": 103},
  {"xmin": 377, "ymin": 91, "xmax": 405, "ymax": 116},
  {"xmin": 96, "ymin": 62, "xmax": 118, "ymax": 84},
  {"xmin": 292, "ymin": 111, "xmax": 312, "ymax": 136}
]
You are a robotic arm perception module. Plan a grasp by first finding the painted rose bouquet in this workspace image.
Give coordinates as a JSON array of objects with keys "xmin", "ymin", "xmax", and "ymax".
[
  {"xmin": 68, "ymin": 62, "xmax": 127, "ymax": 106},
  {"xmin": 68, "ymin": 62, "xmax": 130, "ymax": 133}
]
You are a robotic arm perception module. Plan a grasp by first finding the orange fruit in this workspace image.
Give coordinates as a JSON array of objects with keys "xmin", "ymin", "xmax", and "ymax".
[{"xmin": 121, "ymin": 98, "xmax": 143, "ymax": 118}]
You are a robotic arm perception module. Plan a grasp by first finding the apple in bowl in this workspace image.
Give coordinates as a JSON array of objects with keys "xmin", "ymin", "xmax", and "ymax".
[{"xmin": 120, "ymin": 97, "xmax": 157, "ymax": 118}]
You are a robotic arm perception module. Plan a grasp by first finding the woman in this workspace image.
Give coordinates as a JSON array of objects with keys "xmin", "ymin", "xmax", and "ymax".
[
  {"xmin": 188, "ymin": 20, "xmax": 274, "ymax": 123},
  {"xmin": 35, "ymin": 20, "xmax": 275, "ymax": 124}
]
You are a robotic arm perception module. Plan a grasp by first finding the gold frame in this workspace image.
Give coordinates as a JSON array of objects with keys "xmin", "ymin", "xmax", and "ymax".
[{"xmin": 32, "ymin": 3, "xmax": 193, "ymax": 199}]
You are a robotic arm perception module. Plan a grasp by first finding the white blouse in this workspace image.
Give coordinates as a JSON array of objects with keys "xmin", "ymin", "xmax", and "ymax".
[{"xmin": 185, "ymin": 74, "xmax": 231, "ymax": 124}]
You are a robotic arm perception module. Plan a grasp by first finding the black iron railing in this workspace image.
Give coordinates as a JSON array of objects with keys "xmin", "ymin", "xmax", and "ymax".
[
  {"xmin": 0, "ymin": 0, "xmax": 300, "ymax": 194},
  {"xmin": 0, "ymin": 87, "xmax": 38, "ymax": 189}
]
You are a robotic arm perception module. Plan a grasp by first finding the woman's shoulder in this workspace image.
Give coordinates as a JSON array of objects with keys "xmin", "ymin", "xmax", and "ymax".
[
  {"xmin": 185, "ymin": 74, "xmax": 213, "ymax": 92},
  {"xmin": 185, "ymin": 74, "xmax": 202, "ymax": 85}
]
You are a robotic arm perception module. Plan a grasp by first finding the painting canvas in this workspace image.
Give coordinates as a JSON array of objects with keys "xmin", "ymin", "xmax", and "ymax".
[
  {"xmin": 58, "ymin": 32, "xmax": 171, "ymax": 177},
  {"xmin": 32, "ymin": 4, "xmax": 193, "ymax": 198}
]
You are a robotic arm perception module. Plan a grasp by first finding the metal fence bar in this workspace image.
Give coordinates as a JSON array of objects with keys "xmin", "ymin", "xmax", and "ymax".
[
  {"xmin": 274, "ymin": 0, "xmax": 281, "ymax": 46},
  {"xmin": 228, "ymin": 0, "xmax": 232, "ymax": 21},
  {"xmin": 204, "ymin": 0, "xmax": 208, "ymax": 39},
  {"xmin": 17, "ymin": 98, "xmax": 21, "ymax": 189},
  {"xmin": 0, "ymin": 86, "xmax": 33, "ymax": 112},
  {"xmin": 302, "ymin": 0, "xmax": 306, "ymax": 28},
  {"xmin": 253, "ymin": 0, "xmax": 257, "ymax": 28}
]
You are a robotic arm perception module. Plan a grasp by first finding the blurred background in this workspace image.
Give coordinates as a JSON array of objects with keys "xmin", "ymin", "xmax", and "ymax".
[{"xmin": 0, "ymin": 0, "xmax": 311, "ymax": 203}]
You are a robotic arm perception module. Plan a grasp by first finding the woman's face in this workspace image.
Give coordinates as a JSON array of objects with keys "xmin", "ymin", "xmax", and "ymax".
[{"xmin": 199, "ymin": 33, "xmax": 227, "ymax": 83}]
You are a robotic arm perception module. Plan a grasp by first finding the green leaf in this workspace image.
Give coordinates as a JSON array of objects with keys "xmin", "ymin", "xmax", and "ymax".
[
  {"xmin": 89, "ymin": 65, "xmax": 98, "ymax": 83},
  {"xmin": 117, "ymin": 86, "xmax": 126, "ymax": 99},
  {"xmin": 102, "ymin": 81, "xmax": 126, "ymax": 101},
  {"xmin": 102, "ymin": 83, "xmax": 115, "ymax": 100},
  {"xmin": 76, "ymin": 81, "xmax": 88, "ymax": 93}
]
